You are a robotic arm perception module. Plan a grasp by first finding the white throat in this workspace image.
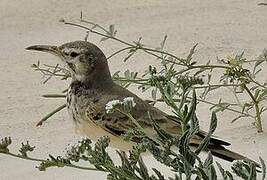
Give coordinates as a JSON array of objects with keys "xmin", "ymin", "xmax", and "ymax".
[{"xmin": 74, "ymin": 74, "xmax": 86, "ymax": 82}]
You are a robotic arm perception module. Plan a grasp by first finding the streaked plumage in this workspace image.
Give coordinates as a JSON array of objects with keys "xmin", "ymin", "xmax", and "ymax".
[{"xmin": 26, "ymin": 41, "xmax": 257, "ymax": 163}]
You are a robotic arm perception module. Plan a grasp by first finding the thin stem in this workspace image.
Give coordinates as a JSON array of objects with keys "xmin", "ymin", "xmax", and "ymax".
[
  {"xmin": 228, "ymin": 86, "xmax": 243, "ymax": 108},
  {"xmin": 62, "ymin": 88, "xmax": 68, "ymax": 93},
  {"xmin": 107, "ymin": 47, "xmax": 133, "ymax": 60},
  {"xmin": 64, "ymin": 22, "xmax": 187, "ymax": 66},
  {"xmin": 64, "ymin": 22, "xmax": 133, "ymax": 47},
  {"xmin": 1, "ymin": 151, "xmax": 102, "ymax": 171},
  {"xmin": 80, "ymin": 19, "xmax": 110, "ymax": 34},
  {"xmin": 243, "ymin": 60, "xmax": 260, "ymax": 63},
  {"xmin": 34, "ymin": 68, "xmax": 66, "ymax": 77},
  {"xmin": 196, "ymin": 98, "xmax": 251, "ymax": 116},
  {"xmin": 142, "ymin": 48, "xmax": 185, "ymax": 65},
  {"xmin": 194, "ymin": 83, "xmax": 241, "ymax": 89},
  {"xmin": 43, "ymin": 64, "xmax": 67, "ymax": 71},
  {"xmin": 156, "ymin": 97, "xmax": 253, "ymax": 118},
  {"xmin": 178, "ymin": 90, "xmax": 186, "ymax": 112},
  {"xmin": 42, "ymin": 94, "xmax": 66, "ymax": 98},
  {"xmin": 249, "ymin": 77, "xmax": 267, "ymax": 89},
  {"xmin": 255, "ymin": 103, "xmax": 263, "ymax": 132},
  {"xmin": 243, "ymin": 85, "xmax": 263, "ymax": 132},
  {"xmin": 116, "ymin": 109, "xmax": 144, "ymax": 131},
  {"xmin": 65, "ymin": 21, "xmax": 240, "ymax": 74},
  {"xmin": 174, "ymin": 65, "xmax": 230, "ymax": 76},
  {"xmin": 36, "ymin": 104, "xmax": 67, "ymax": 126},
  {"xmin": 113, "ymin": 77, "xmax": 149, "ymax": 85}
]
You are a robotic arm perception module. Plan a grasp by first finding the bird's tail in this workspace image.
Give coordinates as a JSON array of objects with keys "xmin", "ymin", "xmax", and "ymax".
[{"xmin": 208, "ymin": 146, "xmax": 260, "ymax": 166}]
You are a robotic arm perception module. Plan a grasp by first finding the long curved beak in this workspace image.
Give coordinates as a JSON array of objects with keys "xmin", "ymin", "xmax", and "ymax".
[{"xmin": 26, "ymin": 45, "xmax": 63, "ymax": 58}]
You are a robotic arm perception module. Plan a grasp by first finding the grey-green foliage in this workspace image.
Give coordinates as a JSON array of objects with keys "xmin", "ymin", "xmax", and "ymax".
[
  {"xmin": 0, "ymin": 71, "xmax": 266, "ymax": 179},
  {"xmin": 32, "ymin": 18, "xmax": 267, "ymax": 132},
  {"xmin": 0, "ymin": 89, "xmax": 265, "ymax": 179},
  {"xmin": 1, "ymin": 18, "xmax": 266, "ymax": 180}
]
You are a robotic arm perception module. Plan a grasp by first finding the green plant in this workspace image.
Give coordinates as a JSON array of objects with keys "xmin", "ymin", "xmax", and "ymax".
[
  {"xmin": 33, "ymin": 15, "xmax": 266, "ymax": 133},
  {"xmin": 1, "ymin": 16, "xmax": 266, "ymax": 180},
  {"xmin": 1, "ymin": 88, "xmax": 266, "ymax": 179}
]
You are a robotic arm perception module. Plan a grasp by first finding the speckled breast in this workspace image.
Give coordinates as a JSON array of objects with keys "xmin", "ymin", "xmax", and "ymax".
[
  {"xmin": 66, "ymin": 87, "xmax": 80, "ymax": 123},
  {"xmin": 66, "ymin": 85, "xmax": 103, "ymax": 124}
]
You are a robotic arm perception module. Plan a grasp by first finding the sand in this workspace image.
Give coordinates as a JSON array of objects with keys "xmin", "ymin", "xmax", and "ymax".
[{"xmin": 0, "ymin": 1, "xmax": 266, "ymax": 179}]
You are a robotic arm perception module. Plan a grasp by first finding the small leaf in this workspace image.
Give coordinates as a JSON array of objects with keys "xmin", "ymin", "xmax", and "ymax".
[
  {"xmin": 100, "ymin": 37, "xmax": 109, "ymax": 42},
  {"xmin": 248, "ymin": 163, "xmax": 257, "ymax": 180},
  {"xmin": 197, "ymin": 167, "xmax": 209, "ymax": 180},
  {"xmin": 186, "ymin": 43, "xmax": 198, "ymax": 65},
  {"xmin": 260, "ymin": 157, "xmax": 266, "ymax": 180},
  {"xmin": 151, "ymin": 88, "xmax": 157, "ymax": 101},
  {"xmin": 195, "ymin": 112, "xmax": 217, "ymax": 154},
  {"xmin": 152, "ymin": 168, "xmax": 165, "ymax": 180},
  {"xmin": 19, "ymin": 141, "xmax": 35, "ymax": 157},
  {"xmin": 216, "ymin": 162, "xmax": 228, "ymax": 180},
  {"xmin": 109, "ymin": 24, "xmax": 115, "ymax": 36},
  {"xmin": 160, "ymin": 35, "xmax": 168, "ymax": 50},
  {"xmin": 138, "ymin": 157, "xmax": 150, "ymax": 179},
  {"xmin": 184, "ymin": 90, "xmax": 197, "ymax": 125},
  {"xmin": 0, "ymin": 137, "xmax": 12, "ymax": 153},
  {"xmin": 204, "ymin": 152, "xmax": 213, "ymax": 168}
]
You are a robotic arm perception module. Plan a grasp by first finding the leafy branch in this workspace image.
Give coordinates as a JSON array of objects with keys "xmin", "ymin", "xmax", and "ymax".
[
  {"xmin": 1, "ymin": 83, "xmax": 266, "ymax": 179},
  {"xmin": 31, "ymin": 17, "xmax": 266, "ymax": 132},
  {"xmin": 1, "ymin": 87, "xmax": 266, "ymax": 179}
]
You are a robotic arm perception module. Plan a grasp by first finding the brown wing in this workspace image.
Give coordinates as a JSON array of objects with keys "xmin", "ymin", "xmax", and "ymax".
[
  {"xmin": 78, "ymin": 83, "xmax": 257, "ymax": 164},
  {"xmin": 78, "ymin": 83, "xmax": 211, "ymax": 142},
  {"xmin": 78, "ymin": 83, "xmax": 188, "ymax": 143}
]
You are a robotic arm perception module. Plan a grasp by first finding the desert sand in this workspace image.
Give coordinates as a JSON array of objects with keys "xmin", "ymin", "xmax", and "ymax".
[{"xmin": 0, "ymin": 1, "xmax": 267, "ymax": 179}]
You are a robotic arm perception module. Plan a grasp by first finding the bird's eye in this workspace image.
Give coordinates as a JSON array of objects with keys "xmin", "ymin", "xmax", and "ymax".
[
  {"xmin": 70, "ymin": 51, "xmax": 79, "ymax": 58},
  {"xmin": 88, "ymin": 57, "xmax": 93, "ymax": 62}
]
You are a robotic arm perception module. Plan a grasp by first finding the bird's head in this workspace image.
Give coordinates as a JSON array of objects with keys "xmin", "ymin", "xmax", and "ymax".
[{"xmin": 26, "ymin": 41, "xmax": 111, "ymax": 83}]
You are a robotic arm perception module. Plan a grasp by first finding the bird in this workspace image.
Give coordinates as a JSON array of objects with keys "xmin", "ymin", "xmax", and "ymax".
[{"xmin": 26, "ymin": 40, "xmax": 257, "ymax": 164}]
